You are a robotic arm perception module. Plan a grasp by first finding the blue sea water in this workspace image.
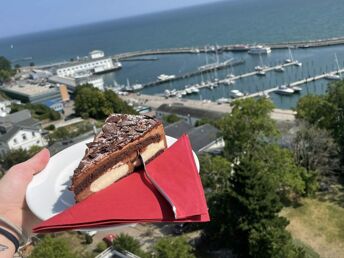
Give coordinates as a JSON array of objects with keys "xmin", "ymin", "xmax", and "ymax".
[{"xmin": 1, "ymin": 0, "xmax": 344, "ymax": 109}]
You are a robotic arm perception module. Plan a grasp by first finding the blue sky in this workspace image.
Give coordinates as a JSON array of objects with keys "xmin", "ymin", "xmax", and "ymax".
[{"xmin": 0, "ymin": 0, "xmax": 221, "ymax": 38}]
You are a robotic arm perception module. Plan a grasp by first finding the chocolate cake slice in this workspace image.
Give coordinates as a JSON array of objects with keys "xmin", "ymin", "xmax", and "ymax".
[{"xmin": 71, "ymin": 114, "xmax": 167, "ymax": 202}]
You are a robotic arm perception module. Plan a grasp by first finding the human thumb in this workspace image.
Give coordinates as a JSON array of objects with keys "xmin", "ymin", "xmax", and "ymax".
[{"xmin": 6, "ymin": 148, "xmax": 50, "ymax": 182}]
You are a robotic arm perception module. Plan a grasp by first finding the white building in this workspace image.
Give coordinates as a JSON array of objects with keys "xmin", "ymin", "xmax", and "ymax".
[
  {"xmin": 49, "ymin": 75, "xmax": 105, "ymax": 92},
  {"xmin": 0, "ymin": 110, "xmax": 47, "ymax": 156},
  {"xmin": 56, "ymin": 50, "xmax": 121, "ymax": 78},
  {"xmin": 0, "ymin": 100, "xmax": 11, "ymax": 117},
  {"xmin": 89, "ymin": 50, "xmax": 105, "ymax": 59}
]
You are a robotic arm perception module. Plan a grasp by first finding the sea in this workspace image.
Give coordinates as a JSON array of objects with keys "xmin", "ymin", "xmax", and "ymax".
[{"xmin": 1, "ymin": 0, "xmax": 344, "ymax": 109}]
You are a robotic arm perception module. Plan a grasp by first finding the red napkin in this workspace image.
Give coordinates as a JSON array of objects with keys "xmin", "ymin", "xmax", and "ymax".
[{"xmin": 33, "ymin": 135, "xmax": 209, "ymax": 233}]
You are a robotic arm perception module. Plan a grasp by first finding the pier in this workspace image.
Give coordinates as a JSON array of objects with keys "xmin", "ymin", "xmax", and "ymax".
[
  {"xmin": 112, "ymin": 36, "xmax": 344, "ymax": 61},
  {"xmin": 239, "ymin": 68, "xmax": 344, "ymax": 100},
  {"xmin": 170, "ymin": 61, "xmax": 300, "ymax": 96},
  {"xmin": 141, "ymin": 59, "xmax": 245, "ymax": 88}
]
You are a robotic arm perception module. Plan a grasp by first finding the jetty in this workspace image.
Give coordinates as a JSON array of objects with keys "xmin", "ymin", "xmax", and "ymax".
[
  {"xmin": 238, "ymin": 68, "xmax": 344, "ymax": 100},
  {"xmin": 112, "ymin": 36, "xmax": 344, "ymax": 61},
  {"xmin": 169, "ymin": 61, "xmax": 300, "ymax": 96},
  {"xmin": 142, "ymin": 59, "xmax": 245, "ymax": 88}
]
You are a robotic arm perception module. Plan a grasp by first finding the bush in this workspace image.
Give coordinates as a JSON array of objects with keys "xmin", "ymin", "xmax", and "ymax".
[
  {"xmin": 45, "ymin": 124, "xmax": 56, "ymax": 131},
  {"xmin": 95, "ymin": 242, "xmax": 107, "ymax": 253}
]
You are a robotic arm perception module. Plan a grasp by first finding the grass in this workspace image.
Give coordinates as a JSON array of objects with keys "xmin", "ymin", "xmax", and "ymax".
[{"xmin": 281, "ymin": 188, "xmax": 344, "ymax": 258}]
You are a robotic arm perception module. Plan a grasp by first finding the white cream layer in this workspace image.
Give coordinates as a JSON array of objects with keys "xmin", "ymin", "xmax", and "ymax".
[
  {"xmin": 89, "ymin": 140, "xmax": 165, "ymax": 193},
  {"xmin": 90, "ymin": 163, "xmax": 129, "ymax": 192},
  {"xmin": 140, "ymin": 140, "xmax": 165, "ymax": 162}
]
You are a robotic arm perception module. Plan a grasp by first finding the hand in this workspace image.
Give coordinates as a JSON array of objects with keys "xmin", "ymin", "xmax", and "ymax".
[{"xmin": 0, "ymin": 149, "xmax": 50, "ymax": 236}]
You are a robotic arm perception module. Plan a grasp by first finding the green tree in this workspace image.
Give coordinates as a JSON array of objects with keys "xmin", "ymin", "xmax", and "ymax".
[
  {"xmin": 74, "ymin": 85, "xmax": 136, "ymax": 120},
  {"xmin": 112, "ymin": 233, "xmax": 149, "ymax": 258},
  {"xmin": 29, "ymin": 236, "xmax": 78, "ymax": 258},
  {"xmin": 153, "ymin": 236, "xmax": 195, "ymax": 258},
  {"xmin": 0, "ymin": 56, "xmax": 15, "ymax": 82},
  {"xmin": 199, "ymin": 155, "xmax": 232, "ymax": 193},
  {"xmin": 292, "ymin": 122, "xmax": 339, "ymax": 184},
  {"xmin": 202, "ymin": 98, "xmax": 308, "ymax": 257},
  {"xmin": 163, "ymin": 114, "xmax": 181, "ymax": 124},
  {"xmin": 220, "ymin": 98, "xmax": 279, "ymax": 161},
  {"xmin": 296, "ymin": 95, "xmax": 336, "ymax": 129},
  {"xmin": 296, "ymin": 81, "xmax": 344, "ymax": 166}
]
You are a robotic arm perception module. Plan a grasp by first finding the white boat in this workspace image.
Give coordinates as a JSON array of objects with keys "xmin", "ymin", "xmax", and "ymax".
[
  {"xmin": 256, "ymin": 71, "xmax": 266, "ymax": 76},
  {"xmin": 294, "ymin": 61, "xmax": 302, "ymax": 67},
  {"xmin": 274, "ymin": 66, "xmax": 285, "ymax": 72},
  {"xmin": 190, "ymin": 86, "xmax": 200, "ymax": 93},
  {"xmin": 217, "ymin": 97, "xmax": 230, "ymax": 104},
  {"xmin": 227, "ymin": 73, "xmax": 235, "ymax": 79},
  {"xmin": 248, "ymin": 45, "xmax": 271, "ymax": 54},
  {"xmin": 284, "ymin": 58, "xmax": 293, "ymax": 64},
  {"xmin": 230, "ymin": 90, "xmax": 244, "ymax": 98},
  {"xmin": 170, "ymin": 89, "xmax": 177, "ymax": 96},
  {"xmin": 287, "ymin": 84, "xmax": 302, "ymax": 92},
  {"xmin": 185, "ymin": 87, "xmax": 193, "ymax": 94},
  {"xmin": 157, "ymin": 74, "xmax": 176, "ymax": 81},
  {"xmin": 124, "ymin": 79, "xmax": 143, "ymax": 92},
  {"xmin": 224, "ymin": 79, "xmax": 235, "ymax": 85},
  {"xmin": 325, "ymin": 74, "xmax": 341, "ymax": 80},
  {"xmin": 164, "ymin": 89, "xmax": 171, "ymax": 98},
  {"xmin": 181, "ymin": 90, "xmax": 187, "ymax": 96},
  {"xmin": 275, "ymin": 85, "xmax": 294, "ymax": 95}
]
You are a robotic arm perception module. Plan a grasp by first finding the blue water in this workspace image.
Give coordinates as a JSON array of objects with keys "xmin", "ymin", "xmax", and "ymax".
[{"xmin": 1, "ymin": 0, "xmax": 344, "ymax": 109}]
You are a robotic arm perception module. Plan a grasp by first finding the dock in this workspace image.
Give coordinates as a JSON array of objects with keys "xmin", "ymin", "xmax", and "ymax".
[
  {"xmin": 142, "ymin": 59, "xmax": 245, "ymax": 88},
  {"xmin": 170, "ymin": 61, "xmax": 300, "ymax": 95},
  {"xmin": 239, "ymin": 68, "xmax": 344, "ymax": 100}
]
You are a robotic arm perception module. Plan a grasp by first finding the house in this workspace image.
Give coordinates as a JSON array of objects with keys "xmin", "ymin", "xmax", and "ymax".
[
  {"xmin": 0, "ymin": 110, "xmax": 47, "ymax": 156},
  {"xmin": 156, "ymin": 104, "xmax": 224, "ymax": 126},
  {"xmin": 165, "ymin": 120, "xmax": 224, "ymax": 154}
]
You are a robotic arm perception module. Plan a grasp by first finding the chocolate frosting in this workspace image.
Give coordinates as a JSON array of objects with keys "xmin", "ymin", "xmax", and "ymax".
[{"xmin": 74, "ymin": 114, "xmax": 160, "ymax": 176}]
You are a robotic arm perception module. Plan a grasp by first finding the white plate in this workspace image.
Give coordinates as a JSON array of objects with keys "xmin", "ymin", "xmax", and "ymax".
[{"xmin": 26, "ymin": 136, "xmax": 199, "ymax": 221}]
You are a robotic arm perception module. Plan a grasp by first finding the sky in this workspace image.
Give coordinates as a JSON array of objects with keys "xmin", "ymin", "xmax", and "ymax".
[{"xmin": 0, "ymin": 0, "xmax": 221, "ymax": 39}]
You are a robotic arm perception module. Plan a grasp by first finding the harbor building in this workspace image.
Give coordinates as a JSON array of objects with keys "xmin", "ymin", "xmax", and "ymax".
[
  {"xmin": 55, "ymin": 50, "xmax": 121, "ymax": 78},
  {"xmin": 0, "ymin": 82, "xmax": 64, "ymax": 112},
  {"xmin": 49, "ymin": 75, "xmax": 105, "ymax": 92},
  {"xmin": 0, "ymin": 110, "xmax": 47, "ymax": 156}
]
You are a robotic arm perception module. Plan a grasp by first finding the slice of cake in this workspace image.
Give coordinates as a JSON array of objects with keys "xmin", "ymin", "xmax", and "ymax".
[{"xmin": 71, "ymin": 114, "xmax": 167, "ymax": 202}]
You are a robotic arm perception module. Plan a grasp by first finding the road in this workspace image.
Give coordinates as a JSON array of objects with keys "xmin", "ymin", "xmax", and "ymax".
[{"xmin": 121, "ymin": 93, "xmax": 296, "ymax": 121}]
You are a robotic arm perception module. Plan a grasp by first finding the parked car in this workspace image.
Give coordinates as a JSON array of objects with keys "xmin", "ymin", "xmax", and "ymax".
[{"xmin": 103, "ymin": 233, "xmax": 117, "ymax": 246}]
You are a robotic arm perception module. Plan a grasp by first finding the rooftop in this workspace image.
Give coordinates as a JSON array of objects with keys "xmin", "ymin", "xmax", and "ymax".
[
  {"xmin": 157, "ymin": 104, "xmax": 224, "ymax": 120},
  {"xmin": 165, "ymin": 120, "xmax": 193, "ymax": 139},
  {"xmin": 1, "ymin": 82, "xmax": 58, "ymax": 97},
  {"xmin": 187, "ymin": 124, "xmax": 220, "ymax": 152}
]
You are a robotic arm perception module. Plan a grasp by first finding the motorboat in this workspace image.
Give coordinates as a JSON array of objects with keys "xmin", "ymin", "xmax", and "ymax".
[
  {"xmin": 325, "ymin": 74, "xmax": 341, "ymax": 80},
  {"xmin": 157, "ymin": 74, "xmax": 176, "ymax": 81},
  {"xmin": 294, "ymin": 61, "xmax": 302, "ymax": 67},
  {"xmin": 287, "ymin": 84, "xmax": 302, "ymax": 93},
  {"xmin": 248, "ymin": 45, "xmax": 271, "ymax": 54},
  {"xmin": 274, "ymin": 66, "xmax": 285, "ymax": 72},
  {"xmin": 217, "ymin": 97, "xmax": 230, "ymax": 104},
  {"xmin": 256, "ymin": 70, "xmax": 266, "ymax": 76},
  {"xmin": 190, "ymin": 86, "xmax": 200, "ymax": 93},
  {"xmin": 275, "ymin": 85, "xmax": 294, "ymax": 95},
  {"xmin": 230, "ymin": 89, "xmax": 244, "ymax": 98}
]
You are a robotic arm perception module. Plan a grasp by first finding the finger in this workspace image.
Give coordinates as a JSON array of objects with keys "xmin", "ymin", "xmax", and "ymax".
[{"xmin": 8, "ymin": 148, "xmax": 50, "ymax": 177}]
